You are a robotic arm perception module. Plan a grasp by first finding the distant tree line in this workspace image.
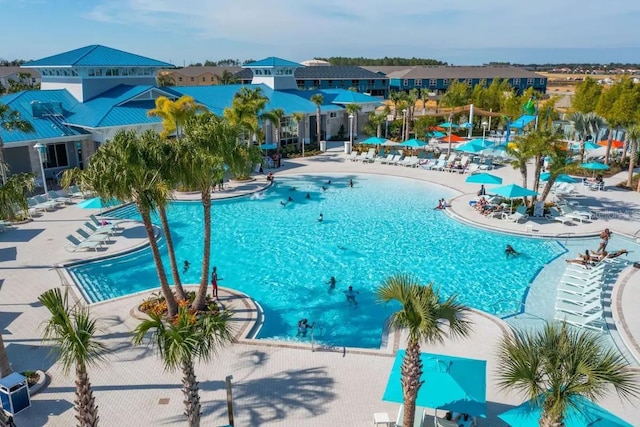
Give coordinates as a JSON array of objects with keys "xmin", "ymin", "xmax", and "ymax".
[
  {"xmin": 187, "ymin": 59, "xmax": 255, "ymax": 67},
  {"xmin": 0, "ymin": 59, "xmax": 27, "ymax": 66},
  {"xmin": 314, "ymin": 57, "xmax": 447, "ymax": 66},
  {"xmin": 513, "ymin": 62, "xmax": 640, "ymax": 71}
]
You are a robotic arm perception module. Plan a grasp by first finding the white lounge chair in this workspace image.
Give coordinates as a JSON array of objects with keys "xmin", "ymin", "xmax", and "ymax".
[
  {"xmin": 435, "ymin": 416, "xmax": 459, "ymax": 427},
  {"xmin": 347, "ymin": 152, "xmax": 358, "ymax": 161},
  {"xmin": 65, "ymin": 235, "xmax": 103, "ymax": 252},
  {"xmin": 363, "ymin": 148, "xmax": 377, "ymax": 163},
  {"xmin": 28, "ymin": 197, "xmax": 56, "ymax": 212},
  {"xmin": 555, "ymin": 309, "xmax": 605, "ymax": 332},
  {"xmin": 385, "ymin": 154, "xmax": 400, "ymax": 165},
  {"xmin": 502, "ymin": 206, "xmax": 529, "ymax": 223},
  {"xmin": 555, "ymin": 297, "xmax": 602, "ymax": 315},
  {"xmin": 545, "ymin": 207, "xmax": 573, "ymax": 225},
  {"xmin": 560, "ymin": 204, "xmax": 594, "ymax": 222},
  {"xmin": 375, "ymin": 154, "xmax": 393, "ymax": 164},
  {"xmin": 421, "ymin": 159, "xmax": 437, "ymax": 169},
  {"xmin": 392, "ymin": 155, "xmax": 406, "ymax": 166},
  {"xmin": 90, "ymin": 214, "xmax": 127, "ymax": 228},
  {"xmin": 76, "ymin": 228, "xmax": 111, "ymax": 243},
  {"xmin": 47, "ymin": 190, "xmax": 73, "ymax": 205},
  {"xmin": 84, "ymin": 221, "xmax": 118, "ymax": 235},
  {"xmin": 354, "ymin": 152, "xmax": 368, "ymax": 162},
  {"xmin": 556, "ymin": 288, "xmax": 600, "ymax": 306}
]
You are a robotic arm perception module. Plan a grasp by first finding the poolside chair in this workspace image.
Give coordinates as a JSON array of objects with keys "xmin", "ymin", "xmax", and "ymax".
[
  {"xmin": 84, "ymin": 221, "xmax": 118, "ymax": 235},
  {"xmin": 478, "ymin": 157, "xmax": 494, "ymax": 170},
  {"xmin": 363, "ymin": 148, "xmax": 377, "ymax": 163},
  {"xmin": 76, "ymin": 228, "xmax": 112, "ymax": 243},
  {"xmin": 392, "ymin": 155, "xmax": 406, "ymax": 166},
  {"xmin": 502, "ymin": 206, "xmax": 529, "ymax": 223},
  {"xmin": 347, "ymin": 152, "xmax": 358, "ymax": 161},
  {"xmin": 385, "ymin": 154, "xmax": 400, "ymax": 165},
  {"xmin": 47, "ymin": 190, "xmax": 73, "ymax": 205},
  {"xmin": 556, "ymin": 288, "xmax": 600, "ymax": 306},
  {"xmin": 65, "ymin": 235, "xmax": 103, "ymax": 252},
  {"xmin": 430, "ymin": 158, "xmax": 448, "ymax": 171},
  {"xmin": 554, "ymin": 308, "xmax": 604, "ymax": 332},
  {"xmin": 421, "ymin": 159, "xmax": 437, "ymax": 169},
  {"xmin": 545, "ymin": 207, "xmax": 574, "ymax": 225},
  {"xmin": 28, "ymin": 196, "xmax": 55, "ymax": 212},
  {"xmin": 402, "ymin": 156, "xmax": 419, "ymax": 167},
  {"xmin": 375, "ymin": 154, "xmax": 393, "ymax": 164},
  {"xmin": 434, "ymin": 416, "xmax": 459, "ymax": 427},
  {"xmin": 555, "ymin": 297, "xmax": 602, "ymax": 316},
  {"xmin": 67, "ymin": 185, "xmax": 86, "ymax": 198},
  {"xmin": 560, "ymin": 203, "xmax": 594, "ymax": 222},
  {"xmin": 354, "ymin": 151, "xmax": 368, "ymax": 162},
  {"xmin": 89, "ymin": 214, "xmax": 127, "ymax": 228}
]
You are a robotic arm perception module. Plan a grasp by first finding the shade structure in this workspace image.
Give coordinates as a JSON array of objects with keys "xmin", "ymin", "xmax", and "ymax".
[
  {"xmin": 598, "ymin": 139, "xmax": 624, "ymax": 149},
  {"xmin": 429, "ymin": 126, "xmax": 446, "ymax": 132},
  {"xmin": 361, "ymin": 137, "xmax": 388, "ymax": 145},
  {"xmin": 459, "ymin": 122, "xmax": 473, "ymax": 129},
  {"xmin": 382, "ymin": 351, "xmax": 487, "ymax": 417},
  {"xmin": 499, "ymin": 395, "xmax": 633, "ymax": 427},
  {"xmin": 427, "ymin": 131, "xmax": 446, "ymax": 138},
  {"xmin": 456, "ymin": 142, "xmax": 485, "ymax": 153},
  {"xmin": 466, "ymin": 173, "xmax": 503, "ymax": 185},
  {"xmin": 581, "ymin": 162, "xmax": 610, "ymax": 171},
  {"xmin": 439, "ymin": 134, "xmax": 466, "ymax": 143},
  {"xmin": 466, "ymin": 138, "xmax": 494, "ymax": 148},
  {"xmin": 382, "ymin": 140, "xmax": 401, "ymax": 147},
  {"xmin": 439, "ymin": 122, "xmax": 459, "ymax": 129},
  {"xmin": 260, "ymin": 143, "xmax": 277, "ymax": 150},
  {"xmin": 398, "ymin": 138, "xmax": 427, "ymax": 148},
  {"xmin": 490, "ymin": 184, "xmax": 538, "ymax": 198},
  {"xmin": 540, "ymin": 172, "xmax": 577, "ymax": 183}
]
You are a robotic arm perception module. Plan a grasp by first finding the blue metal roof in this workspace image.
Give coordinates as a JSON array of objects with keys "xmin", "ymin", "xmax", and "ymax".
[
  {"xmin": 23, "ymin": 45, "xmax": 174, "ymax": 68},
  {"xmin": 324, "ymin": 89, "xmax": 382, "ymax": 105},
  {"xmin": 0, "ymin": 90, "xmax": 89, "ymax": 144},
  {"xmin": 243, "ymin": 57, "xmax": 302, "ymax": 68}
]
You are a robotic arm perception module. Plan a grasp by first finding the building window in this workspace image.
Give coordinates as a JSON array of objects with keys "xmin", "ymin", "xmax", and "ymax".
[
  {"xmin": 45, "ymin": 143, "xmax": 69, "ymax": 169},
  {"xmin": 330, "ymin": 112, "xmax": 337, "ymax": 118},
  {"xmin": 178, "ymin": 77, "xmax": 183, "ymax": 82},
  {"xmin": 264, "ymin": 70, "xmax": 272, "ymax": 75},
  {"xmin": 211, "ymin": 77, "xmax": 215, "ymax": 82},
  {"xmin": 313, "ymin": 80, "xmax": 320, "ymax": 86},
  {"xmin": 190, "ymin": 77, "xmax": 194, "ymax": 82},
  {"xmin": 443, "ymin": 79, "xmax": 449, "ymax": 86},
  {"xmin": 369, "ymin": 80, "xmax": 375, "ymax": 85},
  {"xmin": 415, "ymin": 79, "xmax": 422, "ymax": 86},
  {"xmin": 202, "ymin": 77, "xmax": 205, "ymax": 82},
  {"xmin": 352, "ymin": 79, "xmax": 359, "ymax": 85},
  {"xmin": 527, "ymin": 78, "xmax": 534, "ymax": 85},
  {"xmin": 429, "ymin": 79, "xmax": 437, "ymax": 86},
  {"xmin": 539, "ymin": 78, "xmax": 546, "ymax": 85},
  {"xmin": 466, "ymin": 79, "xmax": 472, "ymax": 85},
  {"xmin": 513, "ymin": 78, "xmax": 521, "ymax": 85},
  {"xmin": 403, "ymin": 79, "xmax": 409, "ymax": 86}
]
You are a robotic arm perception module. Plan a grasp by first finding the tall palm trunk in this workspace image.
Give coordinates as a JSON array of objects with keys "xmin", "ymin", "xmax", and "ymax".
[
  {"xmin": 277, "ymin": 122, "xmax": 283, "ymax": 154},
  {"xmin": 401, "ymin": 338, "xmax": 423, "ymax": 427},
  {"xmin": 315, "ymin": 107, "xmax": 321, "ymax": 146},
  {"xmin": 192, "ymin": 191, "xmax": 212, "ymax": 311},
  {"xmin": 0, "ymin": 139, "xmax": 7, "ymax": 185},
  {"xmin": 605, "ymin": 132, "xmax": 613, "ymax": 165},
  {"xmin": 628, "ymin": 140, "xmax": 637, "ymax": 188},
  {"xmin": 0, "ymin": 333, "xmax": 11, "ymax": 377},
  {"xmin": 532, "ymin": 154, "xmax": 543, "ymax": 194},
  {"xmin": 182, "ymin": 359, "xmax": 201, "ymax": 427},
  {"xmin": 520, "ymin": 164, "xmax": 528, "ymax": 190},
  {"xmin": 540, "ymin": 411, "xmax": 563, "ymax": 427},
  {"xmin": 158, "ymin": 206, "xmax": 186, "ymax": 301},
  {"xmin": 75, "ymin": 362, "xmax": 99, "ymax": 427},
  {"xmin": 540, "ymin": 179, "xmax": 555, "ymax": 202},
  {"xmin": 140, "ymin": 209, "xmax": 178, "ymax": 317}
]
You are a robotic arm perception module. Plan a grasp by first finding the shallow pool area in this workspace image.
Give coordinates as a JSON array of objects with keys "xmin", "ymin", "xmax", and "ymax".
[{"xmin": 69, "ymin": 174, "xmax": 566, "ymax": 348}]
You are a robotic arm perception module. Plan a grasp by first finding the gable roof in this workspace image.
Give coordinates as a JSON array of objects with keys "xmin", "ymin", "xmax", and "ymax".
[
  {"xmin": 23, "ymin": 45, "xmax": 174, "ymax": 68},
  {"xmin": 243, "ymin": 57, "xmax": 302, "ymax": 68},
  {"xmin": 323, "ymin": 89, "xmax": 382, "ymax": 105},
  {"xmin": 387, "ymin": 66, "xmax": 543, "ymax": 80}
]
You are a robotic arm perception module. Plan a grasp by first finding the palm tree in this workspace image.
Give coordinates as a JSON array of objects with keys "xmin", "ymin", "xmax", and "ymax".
[
  {"xmin": 569, "ymin": 111, "xmax": 588, "ymax": 163},
  {"xmin": 626, "ymin": 125, "xmax": 640, "ymax": 188},
  {"xmin": 538, "ymin": 143, "xmax": 574, "ymax": 202},
  {"xmin": 1, "ymin": 102, "xmax": 34, "ymax": 185},
  {"xmin": 507, "ymin": 132, "xmax": 537, "ymax": 191},
  {"xmin": 0, "ymin": 172, "xmax": 34, "ymax": 221},
  {"xmin": 84, "ymin": 130, "xmax": 179, "ymax": 317},
  {"xmin": 261, "ymin": 108, "xmax": 286, "ymax": 153},
  {"xmin": 376, "ymin": 274, "xmax": 472, "ymax": 427},
  {"xmin": 39, "ymin": 288, "xmax": 105, "ymax": 427},
  {"xmin": 389, "ymin": 90, "xmax": 404, "ymax": 120},
  {"xmin": 291, "ymin": 112, "xmax": 305, "ymax": 151},
  {"xmin": 214, "ymin": 70, "xmax": 240, "ymax": 85},
  {"xmin": 345, "ymin": 103, "xmax": 362, "ymax": 140},
  {"xmin": 133, "ymin": 308, "xmax": 235, "ymax": 427},
  {"xmin": 225, "ymin": 87, "xmax": 269, "ymax": 146},
  {"xmin": 497, "ymin": 322, "xmax": 640, "ymax": 427},
  {"xmin": 155, "ymin": 73, "xmax": 175, "ymax": 87},
  {"xmin": 310, "ymin": 94, "xmax": 324, "ymax": 150},
  {"xmin": 147, "ymin": 96, "xmax": 205, "ymax": 140}
]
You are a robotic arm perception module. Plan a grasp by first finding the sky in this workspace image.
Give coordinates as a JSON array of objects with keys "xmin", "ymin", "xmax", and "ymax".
[{"xmin": 1, "ymin": 0, "xmax": 640, "ymax": 66}]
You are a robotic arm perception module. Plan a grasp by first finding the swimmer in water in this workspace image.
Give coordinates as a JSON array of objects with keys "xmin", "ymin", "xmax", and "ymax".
[
  {"xmin": 326, "ymin": 276, "xmax": 337, "ymax": 290},
  {"xmin": 318, "ymin": 213, "xmax": 324, "ymax": 222},
  {"xmin": 183, "ymin": 260, "xmax": 190, "ymax": 273},
  {"xmin": 305, "ymin": 193, "xmax": 311, "ymax": 199}
]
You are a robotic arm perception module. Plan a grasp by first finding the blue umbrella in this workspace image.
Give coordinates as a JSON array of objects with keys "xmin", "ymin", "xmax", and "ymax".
[
  {"xmin": 260, "ymin": 143, "xmax": 277, "ymax": 150},
  {"xmin": 439, "ymin": 122, "xmax": 459, "ymax": 129},
  {"xmin": 398, "ymin": 138, "xmax": 427, "ymax": 148},
  {"xmin": 459, "ymin": 122, "xmax": 473, "ymax": 129},
  {"xmin": 466, "ymin": 173, "xmax": 503, "ymax": 185},
  {"xmin": 490, "ymin": 184, "xmax": 538, "ymax": 198},
  {"xmin": 466, "ymin": 138, "xmax": 493, "ymax": 148},
  {"xmin": 581, "ymin": 162, "xmax": 610, "ymax": 171},
  {"xmin": 427, "ymin": 131, "xmax": 446, "ymax": 138},
  {"xmin": 382, "ymin": 351, "xmax": 487, "ymax": 417},
  {"xmin": 362, "ymin": 137, "xmax": 387, "ymax": 145},
  {"xmin": 540, "ymin": 172, "xmax": 577, "ymax": 183},
  {"xmin": 456, "ymin": 142, "xmax": 485, "ymax": 153},
  {"xmin": 584, "ymin": 141, "xmax": 601, "ymax": 150},
  {"xmin": 499, "ymin": 395, "xmax": 633, "ymax": 427}
]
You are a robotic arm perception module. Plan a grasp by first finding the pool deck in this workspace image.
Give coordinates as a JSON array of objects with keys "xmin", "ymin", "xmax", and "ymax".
[{"xmin": 2, "ymin": 145, "xmax": 640, "ymax": 425}]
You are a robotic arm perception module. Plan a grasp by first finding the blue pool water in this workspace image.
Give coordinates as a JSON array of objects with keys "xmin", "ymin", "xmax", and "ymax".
[{"xmin": 69, "ymin": 174, "xmax": 564, "ymax": 348}]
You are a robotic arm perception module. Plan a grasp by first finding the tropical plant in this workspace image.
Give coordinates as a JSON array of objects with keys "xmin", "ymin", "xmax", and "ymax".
[
  {"xmin": 571, "ymin": 77, "xmax": 603, "ymax": 113},
  {"xmin": 0, "ymin": 173, "xmax": 34, "ymax": 220},
  {"xmin": 569, "ymin": 111, "xmax": 589, "ymax": 163},
  {"xmin": 0, "ymin": 102, "xmax": 34, "ymax": 185},
  {"xmin": 291, "ymin": 112, "xmax": 305, "ymax": 150},
  {"xmin": 507, "ymin": 131, "xmax": 538, "ymax": 191},
  {"xmin": 389, "ymin": 90, "xmax": 404, "ymax": 120},
  {"xmin": 213, "ymin": 70, "xmax": 240, "ymax": 85},
  {"xmin": 310, "ymin": 94, "xmax": 324, "ymax": 148},
  {"xmin": 84, "ymin": 129, "xmax": 179, "ymax": 317},
  {"xmin": 363, "ymin": 111, "xmax": 387, "ymax": 138},
  {"xmin": 626, "ymin": 125, "xmax": 640, "ymax": 188},
  {"xmin": 156, "ymin": 73, "xmax": 175, "ymax": 87},
  {"xmin": 261, "ymin": 108, "xmax": 286, "ymax": 153},
  {"xmin": 440, "ymin": 80, "xmax": 472, "ymax": 108},
  {"xmin": 376, "ymin": 274, "xmax": 472, "ymax": 427},
  {"xmin": 538, "ymin": 143, "xmax": 575, "ymax": 202},
  {"xmin": 345, "ymin": 103, "xmax": 362, "ymax": 139},
  {"xmin": 147, "ymin": 96, "xmax": 205, "ymax": 140},
  {"xmin": 497, "ymin": 322, "xmax": 640, "ymax": 427},
  {"xmin": 132, "ymin": 308, "xmax": 235, "ymax": 427},
  {"xmin": 224, "ymin": 87, "xmax": 269, "ymax": 146},
  {"xmin": 39, "ymin": 288, "xmax": 106, "ymax": 427}
]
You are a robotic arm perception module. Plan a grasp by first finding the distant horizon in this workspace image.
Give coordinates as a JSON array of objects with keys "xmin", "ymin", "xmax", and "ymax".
[{"xmin": 2, "ymin": 1, "xmax": 639, "ymax": 67}]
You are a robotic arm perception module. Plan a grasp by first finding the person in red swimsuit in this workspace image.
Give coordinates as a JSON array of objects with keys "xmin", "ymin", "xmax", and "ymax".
[{"xmin": 211, "ymin": 266, "xmax": 222, "ymax": 300}]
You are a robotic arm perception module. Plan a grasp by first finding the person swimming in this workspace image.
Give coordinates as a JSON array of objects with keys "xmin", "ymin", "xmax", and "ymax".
[
  {"xmin": 305, "ymin": 193, "xmax": 311, "ymax": 199},
  {"xmin": 505, "ymin": 245, "xmax": 520, "ymax": 257},
  {"xmin": 349, "ymin": 179, "xmax": 354, "ymax": 188},
  {"xmin": 327, "ymin": 180, "xmax": 332, "ymax": 185},
  {"xmin": 326, "ymin": 276, "xmax": 337, "ymax": 290},
  {"xmin": 183, "ymin": 260, "xmax": 190, "ymax": 273},
  {"xmin": 322, "ymin": 186, "xmax": 327, "ymax": 191},
  {"xmin": 296, "ymin": 318, "xmax": 315, "ymax": 337},
  {"xmin": 344, "ymin": 286, "xmax": 359, "ymax": 308},
  {"xmin": 318, "ymin": 213, "xmax": 324, "ymax": 222}
]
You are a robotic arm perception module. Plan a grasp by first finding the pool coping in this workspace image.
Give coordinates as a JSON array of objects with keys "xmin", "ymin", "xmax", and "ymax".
[{"xmin": 611, "ymin": 267, "xmax": 640, "ymax": 364}]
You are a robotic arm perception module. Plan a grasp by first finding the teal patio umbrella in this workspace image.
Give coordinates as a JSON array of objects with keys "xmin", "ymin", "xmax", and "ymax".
[
  {"xmin": 499, "ymin": 395, "xmax": 633, "ymax": 427},
  {"xmin": 540, "ymin": 172, "xmax": 577, "ymax": 183},
  {"xmin": 466, "ymin": 138, "xmax": 493, "ymax": 148},
  {"xmin": 382, "ymin": 351, "xmax": 487, "ymax": 417},
  {"xmin": 459, "ymin": 122, "xmax": 472, "ymax": 129},
  {"xmin": 490, "ymin": 184, "xmax": 538, "ymax": 199},
  {"xmin": 581, "ymin": 162, "xmax": 610, "ymax": 171},
  {"xmin": 439, "ymin": 122, "xmax": 459, "ymax": 129},
  {"xmin": 397, "ymin": 138, "xmax": 427, "ymax": 149},
  {"xmin": 427, "ymin": 131, "xmax": 446, "ymax": 138},
  {"xmin": 457, "ymin": 142, "xmax": 485, "ymax": 153},
  {"xmin": 260, "ymin": 143, "xmax": 277, "ymax": 150},
  {"xmin": 584, "ymin": 141, "xmax": 601, "ymax": 150},
  {"xmin": 466, "ymin": 173, "xmax": 503, "ymax": 185},
  {"xmin": 362, "ymin": 136, "xmax": 388, "ymax": 145}
]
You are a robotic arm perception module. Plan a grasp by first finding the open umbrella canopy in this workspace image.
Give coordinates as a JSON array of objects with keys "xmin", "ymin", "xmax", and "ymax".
[
  {"xmin": 382, "ymin": 351, "xmax": 487, "ymax": 417},
  {"xmin": 466, "ymin": 138, "xmax": 494, "ymax": 148},
  {"xmin": 439, "ymin": 134, "xmax": 466, "ymax": 143},
  {"xmin": 439, "ymin": 122, "xmax": 459, "ymax": 129},
  {"xmin": 456, "ymin": 142, "xmax": 485, "ymax": 153},
  {"xmin": 499, "ymin": 395, "xmax": 633, "ymax": 427},
  {"xmin": 466, "ymin": 173, "xmax": 503, "ymax": 185},
  {"xmin": 382, "ymin": 140, "xmax": 401, "ymax": 147},
  {"xmin": 459, "ymin": 122, "xmax": 473, "ymax": 129},
  {"xmin": 398, "ymin": 138, "xmax": 427, "ymax": 148},
  {"xmin": 430, "ymin": 126, "xmax": 446, "ymax": 132},
  {"xmin": 581, "ymin": 162, "xmax": 610, "ymax": 171},
  {"xmin": 540, "ymin": 172, "xmax": 577, "ymax": 183},
  {"xmin": 490, "ymin": 184, "xmax": 538, "ymax": 198},
  {"xmin": 260, "ymin": 143, "xmax": 277, "ymax": 150},
  {"xmin": 427, "ymin": 131, "xmax": 446, "ymax": 138},
  {"xmin": 362, "ymin": 137, "xmax": 388, "ymax": 145},
  {"xmin": 584, "ymin": 141, "xmax": 601, "ymax": 150},
  {"xmin": 598, "ymin": 139, "xmax": 624, "ymax": 149}
]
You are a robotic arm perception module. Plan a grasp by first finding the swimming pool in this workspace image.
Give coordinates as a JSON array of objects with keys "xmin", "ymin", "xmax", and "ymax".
[{"xmin": 69, "ymin": 174, "xmax": 564, "ymax": 348}]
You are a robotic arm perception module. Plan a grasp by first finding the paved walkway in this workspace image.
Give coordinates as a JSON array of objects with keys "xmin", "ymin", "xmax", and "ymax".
[{"xmin": 2, "ymin": 147, "xmax": 640, "ymax": 426}]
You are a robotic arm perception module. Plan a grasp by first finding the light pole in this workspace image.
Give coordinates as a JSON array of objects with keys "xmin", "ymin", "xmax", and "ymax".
[
  {"xmin": 402, "ymin": 109, "xmax": 408, "ymax": 141},
  {"xmin": 481, "ymin": 120, "xmax": 488, "ymax": 146},
  {"xmin": 348, "ymin": 113, "xmax": 354, "ymax": 149},
  {"xmin": 33, "ymin": 142, "xmax": 48, "ymax": 194},
  {"xmin": 446, "ymin": 111, "xmax": 454, "ymax": 156}
]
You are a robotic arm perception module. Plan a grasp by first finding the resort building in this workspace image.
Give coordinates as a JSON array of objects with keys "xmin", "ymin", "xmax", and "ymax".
[
  {"xmin": 0, "ymin": 46, "xmax": 380, "ymax": 186},
  {"xmin": 0, "ymin": 66, "xmax": 41, "ymax": 90},
  {"xmin": 363, "ymin": 65, "xmax": 547, "ymax": 94}
]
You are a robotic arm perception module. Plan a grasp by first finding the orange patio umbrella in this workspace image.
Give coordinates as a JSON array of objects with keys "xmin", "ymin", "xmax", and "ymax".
[
  {"xmin": 439, "ymin": 134, "xmax": 466, "ymax": 143},
  {"xmin": 598, "ymin": 139, "xmax": 624, "ymax": 149},
  {"xmin": 429, "ymin": 126, "xmax": 446, "ymax": 131}
]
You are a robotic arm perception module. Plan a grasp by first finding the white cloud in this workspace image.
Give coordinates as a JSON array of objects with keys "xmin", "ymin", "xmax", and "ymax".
[{"xmin": 84, "ymin": 0, "xmax": 640, "ymax": 55}]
